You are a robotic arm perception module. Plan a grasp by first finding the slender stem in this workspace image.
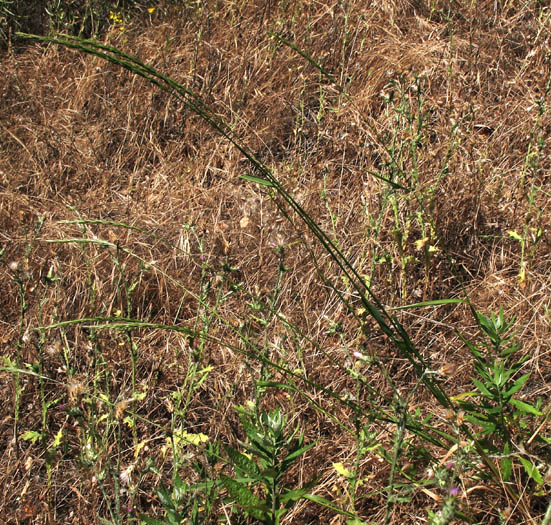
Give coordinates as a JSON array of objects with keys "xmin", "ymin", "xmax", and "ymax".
[
  {"xmin": 384, "ymin": 400, "xmax": 408, "ymax": 525},
  {"xmin": 542, "ymin": 498, "xmax": 551, "ymax": 525}
]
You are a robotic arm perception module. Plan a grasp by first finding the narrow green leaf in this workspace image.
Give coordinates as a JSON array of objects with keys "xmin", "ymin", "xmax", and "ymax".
[
  {"xmin": 501, "ymin": 456, "xmax": 513, "ymax": 482},
  {"xmin": 390, "ymin": 298, "xmax": 465, "ymax": 310},
  {"xmin": 173, "ymin": 474, "xmax": 187, "ymax": 505},
  {"xmin": 156, "ymin": 486, "xmax": 175, "ymax": 510},
  {"xmin": 220, "ymin": 475, "xmax": 261, "ymax": 508},
  {"xmin": 52, "ymin": 428, "xmax": 63, "ymax": 449},
  {"xmin": 282, "ymin": 441, "xmax": 315, "ymax": 465},
  {"xmin": 166, "ymin": 508, "xmax": 182, "ymax": 523},
  {"xmin": 507, "ymin": 230, "xmax": 523, "ymax": 242},
  {"xmin": 220, "ymin": 475, "xmax": 267, "ymax": 520},
  {"xmin": 240, "ymin": 173, "xmax": 275, "ymax": 187},
  {"xmin": 224, "ymin": 445, "xmax": 261, "ymax": 479},
  {"xmin": 365, "ymin": 170, "xmax": 411, "ymax": 191},
  {"xmin": 303, "ymin": 494, "xmax": 358, "ymax": 518},
  {"xmin": 280, "ymin": 487, "xmax": 309, "ymax": 504},
  {"xmin": 465, "ymin": 414, "xmax": 494, "ymax": 433},
  {"xmin": 269, "ymin": 32, "xmax": 342, "ymax": 92},
  {"xmin": 518, "ymin": 456, "xmax": 544, "ymax": 486},
  {"xmin": 139, "ymin": 516, "xmax": 164, "ymax": 525},
  {"xmin": 509, "ymin": 398, "xmax": 542, "ymax": 416},
  {"xmin": 472, "ymin": 378, "xmax": 494, "ymax": 399},
  {"xmin": 501, "ymin": 443, "xmax": 512, "ymax": 482},
  {"xmin": 238, "ymin": 439, "xmax": 272, "ymax": 463},
  {"xmin": 260, "ymin": 467, "xmax": 278, "ymax": 482},
  {"xmin": 505, "ymin": 373, "xmax": 530, "ymax": 398}
]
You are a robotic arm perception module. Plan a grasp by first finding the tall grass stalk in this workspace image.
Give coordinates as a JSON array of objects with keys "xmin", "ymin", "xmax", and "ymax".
[{"xmin": 17, "ymin": 32, "xmax": 453, "ymax": 413}]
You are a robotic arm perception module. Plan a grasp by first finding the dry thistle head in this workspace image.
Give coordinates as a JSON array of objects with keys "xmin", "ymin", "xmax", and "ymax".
[
  {"xmin": 67, "ymin": 380, "xmax": 85, "ymax": 403},
  {"xmin": 46, "ymin": 340, "xmax": 62, "ymax": 357},
  {"xmin": 114, "ymin": 398, "xmax": 135, "ymax": 419},
  {"xmin": 437, "ymin": 362, "xmax": 458, "ymax": 377}
]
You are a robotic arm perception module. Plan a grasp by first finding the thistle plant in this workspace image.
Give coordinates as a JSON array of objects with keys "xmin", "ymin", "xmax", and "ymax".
[
  {"xmin": 220, "ymin": 405, "xmax": 315, "ymax": 525},
  {"xmin": 457, "ymin": 309, "xmax": 544, "ymax": 485},
  {"xmin": 457, "ymin": 309, "xmax": 536, "ymax": 443},
  {"xmin": 141, "ymin": 469, "xmax": 215, "ymax": 525}
]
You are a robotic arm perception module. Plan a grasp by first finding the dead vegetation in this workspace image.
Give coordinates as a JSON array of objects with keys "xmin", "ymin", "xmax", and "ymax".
[{"xmin": 1, "ymin": 1, "xmax": 551, "ymax": 523}]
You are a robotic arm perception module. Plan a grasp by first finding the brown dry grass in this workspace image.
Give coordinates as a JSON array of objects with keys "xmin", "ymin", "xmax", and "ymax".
[{"xmin": 1, "ymin": 1, "xmax": 551, "ymax": 523}]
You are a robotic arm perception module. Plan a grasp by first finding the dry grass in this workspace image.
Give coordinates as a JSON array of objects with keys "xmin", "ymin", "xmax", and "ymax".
[{"xmin": 1, "ymin": 1, "xmax": 551, "ymax": 523}]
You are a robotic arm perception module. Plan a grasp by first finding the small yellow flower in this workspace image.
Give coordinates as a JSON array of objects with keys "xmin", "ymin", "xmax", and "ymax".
[
  {"xmin": 172, "ymin": 427, "xmax": 209, "ymax": 448},
  {"xmin": 333, "ymin": 462, "xmax": 353, "ymax": 478},
  {"xmin": 181, "ymin": 431, "xmax": 209, "ymax": 446},
  {"xmin": 148, "ymin": 7, "xmax": 155, "ymax": 14},
  {"xmin": 109, "ymin": 10, "xmax": 123, "ymax": 25}
]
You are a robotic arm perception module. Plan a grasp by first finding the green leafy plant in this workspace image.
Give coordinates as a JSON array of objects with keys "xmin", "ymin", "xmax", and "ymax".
[
  {"xmin": 220, "ymin": 405, "xmax": 316, "ymax": 525},
  {"xmin": 141, "ymin": 473, "xmax": 207, "ymax": 525},
  {"xmin": 457, "ymin": 309, "xmax": 544, "ymax": 486},
  {"xmin": 457, "ymin": 309, "xmax": 536, "ymax": 443}
]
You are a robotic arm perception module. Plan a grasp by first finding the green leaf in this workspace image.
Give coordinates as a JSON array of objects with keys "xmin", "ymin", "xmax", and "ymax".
[
  {"xmin": 501, "ymin": 443, "xmax": 512, "ymax": 482},
  {"xmin": 465, "ymin": 414, "xmax": 495, "ymax": 434},
  {"xmin": 167, "ymin": 507, "xmax": 183, "ymax": 524},
  {"xmin": 457, "ymin": 332, "xmax": 483, "ymax": 359},
  {"xmin": 282, "ymin": 440, "xmax": 315, "ymax": 465},
  {"xmin": 220, "ymin": 475, "xmax": 261, "ymax": 507},
  {"xmin": 365, "ymin": 170, "xmax": 412, "ymax": 190},
  {"xmin": 173, "ymin": 474, "xmax": 187, "ymax": 505},
  {"xmin": 260, "ymin": 467, "xmax": 278, "ymax": 482},
  {"xmin": 505, "ymin": 373, "xmax": 530, "ymax": 398},
  {"xmin": 518, "ymin": 456, "xmax": 544, "ymax": 486},
  {"xmin": 220, "ymin": 475, "xmax": 266, "ymax": 520},
  {"xmin": 240, "ymin": 173, "xmax": 275, "ymax": 187},
  {"xmin": 239, "ymin": 439, "xmax": 273, "ymax": 464},
  {"xmin": 156, "ymin": 486, "xmax": 175, "ymax": 510},
  {"xmin": 472, "ymin": 378, "xmax": 494, "ymax": 399},
  {"xmin": 139, "ymin": 516, "xmax": 164, "ymax": 525},
  {"xmin": 281, "ymin": 478, "xmax": 318, "ymax": 509},
  {"xmin": 450, "ymin": 391, "xmax": 478, "ymax": 402},
  {"xmin": 52, "ymin": 428, "xmax": 63, "ymax": 449},
  {"xmin": 269, "ymin": 32, "xmax": 343, "ymax": 93},
  {"xmin": 507, "ymin": 230, "xmax": 523, "ymax": 242},
  {"xmin": 280, "ymin": 487, "xmax": 310, "ymax": 505},
  {"xmin": 493, "ymin": 365, "xmax": 514, "ymax": 387},
  {"xmin": 192, "ymin": 365, "xmax": 213, "ymax": 390},
  {"xmin": 477, "ymin": 312, "xmax": 498, "ymax": 341},
  {"xmin": 509, "ymin": 398, "xmax": 542, "ymax": 416},
  {"xmin": 224, "ymin": 445, "xmax": 260, "ymax": 479},
  {"xmin": 20, "ymin": 430, "xmax": 42, "ymax": 444},
  {"xmin": 303, "ymin": 494, "xmax": 358, "ymax": 519},
  {"xmin": 390, "ymin": 298, "xmax": 465, "ymax": 310}
]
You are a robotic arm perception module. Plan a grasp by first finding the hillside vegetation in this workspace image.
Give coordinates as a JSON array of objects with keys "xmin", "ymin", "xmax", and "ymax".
[{"xmin": 1, "ymin": 1, "xmax": 551, "ymax": 523}]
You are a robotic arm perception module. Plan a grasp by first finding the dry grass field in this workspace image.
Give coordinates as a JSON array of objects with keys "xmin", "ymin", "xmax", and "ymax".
[{"xmin": 1, "ymin": 1, "xmax": 551, "ymax": 523}]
